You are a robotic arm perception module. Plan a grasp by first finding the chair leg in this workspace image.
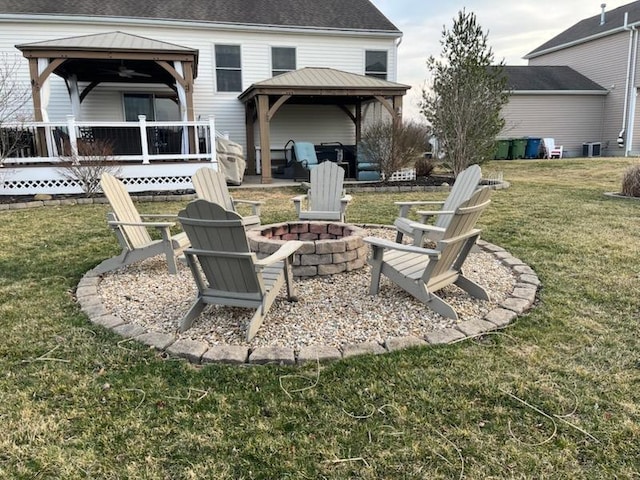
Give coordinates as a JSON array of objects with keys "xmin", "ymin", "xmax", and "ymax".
[
  {"xmin": 246, "ymin": 307, "xmax": 266, "ymax": 342},
  {"xmin": 455, "ymin": 275, "xmax": 490, "ymax": 301},
  {"xmin": 367, "ymin": 244, "xmax": 384, "ymax": 295},
  {"xmin": 283, "ymin": 257, "xmax": 298, "ymax": 302},
  {"xmin": 179, "ymin": 298, "xmax": 206, "ymax": 332},
  {"xmin": 426, "ymin": 293, "xmax": 459, "ymax": 320}
]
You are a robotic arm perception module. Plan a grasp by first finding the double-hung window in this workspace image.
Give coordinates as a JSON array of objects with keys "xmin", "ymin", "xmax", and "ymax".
[
  {"xmin": 365, "ymin": 50, "xmax": 388, "ymax": 80},
  {"xmin": 272, "ymin": 47, "xmax": 296, "ymax": 76},
  {"xmin": 215, "ymin": 45, "xmax": 242, "ymax": 92}
]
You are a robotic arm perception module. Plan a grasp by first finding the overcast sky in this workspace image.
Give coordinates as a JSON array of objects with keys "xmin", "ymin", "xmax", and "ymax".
[{"xmin": 370, "ymin": 0, "xmax": 633, "ymax": 118}]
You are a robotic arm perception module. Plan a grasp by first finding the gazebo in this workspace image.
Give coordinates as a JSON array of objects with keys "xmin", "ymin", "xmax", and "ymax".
[
  {"xmin": 16, "ymin": 31, "xmax": 199, "ymax": 156},
  {"xmin": 238, "ymin": 67, "xmax": 410, "ymax": 183}
]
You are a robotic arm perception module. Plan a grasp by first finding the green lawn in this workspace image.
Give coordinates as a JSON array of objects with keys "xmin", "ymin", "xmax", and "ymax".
[{"xmin": 1, "ymin": 159, "xmax": 639, "ymax": 479}]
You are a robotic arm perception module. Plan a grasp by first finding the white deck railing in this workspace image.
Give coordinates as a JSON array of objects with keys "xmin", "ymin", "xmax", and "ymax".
[{"xmin": 1, "ymin": 115, "xmax": 226, "ymax": 195}]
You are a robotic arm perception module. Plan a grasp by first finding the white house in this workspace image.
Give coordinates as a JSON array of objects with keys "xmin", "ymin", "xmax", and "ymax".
[{"xmin": 0, "ymin": 0, "xmax": 408, "ymax": 193}]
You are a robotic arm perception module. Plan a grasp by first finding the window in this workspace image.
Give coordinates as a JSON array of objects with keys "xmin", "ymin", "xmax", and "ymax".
[
  {"xmin": 365, "ymin": 50, "xmax": 388, "ymax": 80},
  {"xmin": 215, "ymin": 44, "xmax": 242, "ymax": 92},
  {"xmin": 272, "ymin": 47, "xmax": 296, "ymax": 76},
  {"xmin": 123, "ymin": 94, "xmax": 179, "ymax": 121}
]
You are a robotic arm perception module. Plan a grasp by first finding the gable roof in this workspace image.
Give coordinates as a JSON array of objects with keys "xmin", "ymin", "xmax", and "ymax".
[
  {"xmin": 526, "ymin": 1, "xmax": 640, "ymax": 58},
  {"xmin": 0, "ymin": 0, "xmax": 400, "ymax": 33},
  {"xmin": 502, "ymin": 66, "xmax": 607, "ymax": 93}
]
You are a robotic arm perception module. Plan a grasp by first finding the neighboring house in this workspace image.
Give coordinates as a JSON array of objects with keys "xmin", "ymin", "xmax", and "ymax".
[
  {"xmin": 508, "ymin": 0, "xmax": 640, "ymax": 157},
  {"xmin": 500, "ymin": 66, "xmax": 607, "ymax": 157},
  {"xmin": 0, "ymin": 0, "xmax": 407, "ymax": 190}
]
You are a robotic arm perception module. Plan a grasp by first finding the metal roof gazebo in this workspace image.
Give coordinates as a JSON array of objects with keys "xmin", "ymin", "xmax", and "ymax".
[{"xmin": 238, "ymin": 67, "xmax": 410, "ymax": 183}]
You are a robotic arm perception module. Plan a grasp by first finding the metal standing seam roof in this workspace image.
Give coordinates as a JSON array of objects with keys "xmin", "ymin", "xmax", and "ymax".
[
  {"xmin": 251, "ymin": 67, "xmax": 410, "ymax": 89},
  {"xmin": 16, "ymin": 31, "xmax": 197, "ymax": 53},
  {"xmin": 526, "ymin": 1, "xmax": 640, "ymax": 58},
  {"xmin": 0, "ymin": 0, "xmax": 401, "ymax": 33},
  {"xmin": 501, "ymin": 66, "xmax": 607, "ymax": 92}
]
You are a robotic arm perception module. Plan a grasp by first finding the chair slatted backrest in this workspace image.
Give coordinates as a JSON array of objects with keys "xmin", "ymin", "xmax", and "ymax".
[
  {"xmin": 425, "ymin": 188, "xmax": 491, "ymax": 282},
  {"xmin": 293, "ymin": 141, "xmax": 319, "ymax": 167},
  {"xmin": 192, "ymin": 167, "xmax": 235, "ymax": 211},
  {"xmin": 309, "ymin": 161, "xmax": 345, "ymax": 213},
  {"xmin": 434, "ymin": 164, "xmax": 482, "ymax": 229},
  {"xmin": 100, "ymin": 172, "xmax": 152, "ymax": 249},
  {"xmin": 178, "ymin": 200, "xmax": 264, "ymax": 298}
]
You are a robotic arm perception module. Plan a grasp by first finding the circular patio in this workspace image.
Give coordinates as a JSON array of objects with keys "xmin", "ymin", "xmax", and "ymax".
[{"xmin": 78, "ymin": 226, "xmax": 540, "ymax": 365}]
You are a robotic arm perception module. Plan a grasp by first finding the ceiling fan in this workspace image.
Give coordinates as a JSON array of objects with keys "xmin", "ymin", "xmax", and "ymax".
[{"xmin": 102, "ymin": 63, "xmax": 151, "ymax": 78}]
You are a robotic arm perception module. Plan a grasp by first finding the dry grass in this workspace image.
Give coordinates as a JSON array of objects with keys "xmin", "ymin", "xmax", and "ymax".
[{"xmin": 0, "ymin": 158, "xmax": 639, "ymax": 478}]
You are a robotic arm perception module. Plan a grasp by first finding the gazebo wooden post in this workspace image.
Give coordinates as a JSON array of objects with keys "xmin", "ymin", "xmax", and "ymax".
[
  {"xmin": 26, "ymin": 58, "xmax": 48, "ymax": 157},
  {"xmin": 245, "ymin": 100, "xmax": 256, "ymax": 173},
  {"xmin": 257, "ymin": 94, "xmax": 272, "ymax": 184},
  {"xmin": 355, "ymin": 101, "xmax": 362, "ymax": 147},
  {"xmin": 392, "ymin": 95, "xmax": 403, "ymax": 125},
  {"xmin": 183, "ymin": 61, "xmax": 196, "ymax": 153}
]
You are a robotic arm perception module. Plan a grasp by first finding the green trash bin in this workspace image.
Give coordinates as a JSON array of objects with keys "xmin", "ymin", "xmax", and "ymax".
[
  {"xmin": 495, "ymin": 139, "xmax": 510, "ymax": 160},
  {"xmin": 510, "ymin": 138, "xmax": 527, "ymax": 159}
]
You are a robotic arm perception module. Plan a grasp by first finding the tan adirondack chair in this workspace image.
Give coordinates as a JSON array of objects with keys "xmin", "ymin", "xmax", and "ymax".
[
  {"xmin": 192, "ymin": 167, "xmax": 263, "ymax": 227},
  {"xmin": 365, "ymin": 187, "xmax": 492, "ymax": 320},
  {"xmin": 177, "ymin": 199, "xmax": 303, "ymax": 341},
  {"xmin": 291, "ymin": 161, "xmax": 352, "ymax": 221},
  {"xmin": 394, "ymin": 164, "xmax": 482, "ymax": 246},
  {"xmin": 95, "ymin": 172, "xmax": 189, "ymax": 275}
]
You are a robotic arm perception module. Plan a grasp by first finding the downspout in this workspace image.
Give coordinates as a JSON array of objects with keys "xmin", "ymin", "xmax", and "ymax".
[
  {"xmin": 626, "ymin": 28, "xmax": 639, "ymax": 155},
  {"xmin": 619, "ymin": 12, "xmax": 633, "ymax": 152}
]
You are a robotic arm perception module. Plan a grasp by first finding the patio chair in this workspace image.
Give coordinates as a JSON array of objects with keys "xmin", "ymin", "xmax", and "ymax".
[
  {"xmin": 95, "ymin": 172, "xmax": 190, "ymax": 275},
  {"xmin": 542, "ymin": 138, "xmax": 564, "ymax": 159},
  {"xmin": 394, "ymin": 164, "xmax": 482, "ymax": 246},
  {"xmin": 177, "ymin": 199, "xmax": 303, "ymax": 341},
  {"xmin": 291, "ymin": 160, "xmax": 352, "ymax": 222},
  {"xmin": 365, "ymin": 187, "xmax": 492, "ymax": 320},
  {"xmin": 192, "ymin": 167, "xmax": 263, "ymax": 228}
]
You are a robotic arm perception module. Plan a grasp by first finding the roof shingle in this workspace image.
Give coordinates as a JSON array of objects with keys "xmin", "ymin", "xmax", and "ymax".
[
  {"xmin": 526, "ymin": 1, "xmax": 640, "ymax": 57},
  {"xmin": 0, "ymin": 0, "xmax": 400, "ymax": 33},
  {"xmin": 502, "ymin": 66, "xmax": 606, "ymax": 92}
]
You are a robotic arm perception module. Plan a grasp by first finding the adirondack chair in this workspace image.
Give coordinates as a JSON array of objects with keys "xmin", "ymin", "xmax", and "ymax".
[
  {"xmin": 365, "ymin": 187, "xmax": 492, "ymax": 320},
  {"xmin": 177, "ymin": 199, "xmax": 303, "ymax": 341},
  {"xmin": 192, "ymin": 167, "xmax": 263, "ymax": 227},
  {"xmin": 394, "ymin": 164, "xmax": 482, "ymax": 246},
  {"xmin": 542, "ymin": 138, "xmax": 563, "ymax": 159},
  {"xmin": 291, "ymin": 161, "xmax": 352, "ymax": 221},
  {"xmin": 95, "ymin": 172, "xmax": 190, "ymax": 274}
]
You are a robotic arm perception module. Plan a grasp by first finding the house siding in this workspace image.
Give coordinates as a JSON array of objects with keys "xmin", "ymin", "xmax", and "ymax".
[
  {"xmin": 500, "ymin": 94, "xmax": 606, "ymax": 157},
  {"xmin": 0, "ymin": 18, "xmax": 398, "ymax": 157},
  {"xmin": 528, "ymin": 32, "xmax": 629, "ymax": 155}
]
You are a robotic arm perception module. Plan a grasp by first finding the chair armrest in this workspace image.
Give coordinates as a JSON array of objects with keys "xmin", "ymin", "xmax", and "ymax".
[
  {"xmin": 364, "ymin": 236, "xmax": 440, "ymax": 258},
  {"xmin": 255, "ymin": 241, "xmax": 303, "ymax": 266},
  {"xmin": 139, "ymin": 213, "xmax": 178, "ymax": 219},
  {"xmin": 232, "ymin": 199, "xmax": 264, "ymax": 216},
  {"xmin": 108, "ymin": 220, "xmax": 175, "ymax": 228},
  {"xmin": 395, "ymin": 200, "xmax": 445, "ymax": 217},
  {"xmin": 415, "ymin": 209, "xmax": 455, "ymax": 223},
  {"xmin": 341, "ymin": 194, "xmax": 353, "ymax": 203}
]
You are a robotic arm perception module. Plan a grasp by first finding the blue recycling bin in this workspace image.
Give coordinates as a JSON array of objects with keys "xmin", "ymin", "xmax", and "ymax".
[{"xmin": 525, "ymin": 138, "xmax": 542, "ymax": 159}]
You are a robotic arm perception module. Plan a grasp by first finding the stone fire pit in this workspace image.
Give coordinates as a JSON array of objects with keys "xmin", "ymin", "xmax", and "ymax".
[{"xmin": 246, "ymin": 221, "xmax": 368, "ymax": 277}]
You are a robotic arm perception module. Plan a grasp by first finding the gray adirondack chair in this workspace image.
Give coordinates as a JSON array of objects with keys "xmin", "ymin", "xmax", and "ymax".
[
  {"xmin": 95, "ymin": 172, "xmax": 190, "ymax": 275},
  {"xmin": 394, "ymin": 164, "xmax": 482, "ymax": 245},
  {"xmin": 292, "ymin": 161, "xmax": 352, "ymax": 221},
  {"xmin": 192, "ymin": 167, "xmax": 263, "ymax": 227},
  {"xmin": 177, "ymin": 199, "xmax": 303, "ymax": 341},
  {"xmin": 365, "ymin": 187, "xmax": 492, "ymax": 320}
]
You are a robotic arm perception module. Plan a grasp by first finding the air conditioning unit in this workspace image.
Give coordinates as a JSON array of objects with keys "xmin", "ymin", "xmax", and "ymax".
[{"xmin": 582, "ymin": 142, "xmax": 602, "ymax": 157}]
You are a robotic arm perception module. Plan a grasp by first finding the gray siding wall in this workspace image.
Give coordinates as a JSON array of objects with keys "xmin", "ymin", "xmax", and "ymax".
[
  {"xmin": 0, "ymin": 17, "xmax": 399, "ymax": 154},
  {"xmin": 528, "ymin": 32, "xmax": 630, "ymax": 155},
  {"xmin": 500, "ymin": 94, "xmax": 606, "ymax": 157}
]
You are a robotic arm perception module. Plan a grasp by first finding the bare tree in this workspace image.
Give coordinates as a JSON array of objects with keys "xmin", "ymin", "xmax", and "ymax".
[
  {"xmin": 0, "ymin": 53, "xmax": 31, "ymax": 163},
  {"xmin": 359, "ymin": 119, "xmax": 431, "ymax": 180},
  {"xmin": 57, "ymin": 140, "xmax": 121, "ymax": 197},
  {"xmin": 421, "ymin": 10, "xmax": 509, "ymax": 176}
]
